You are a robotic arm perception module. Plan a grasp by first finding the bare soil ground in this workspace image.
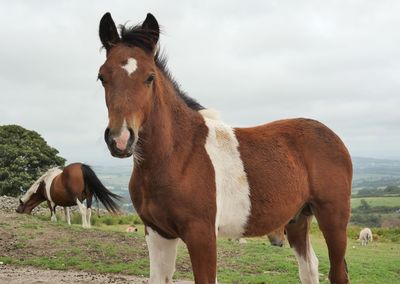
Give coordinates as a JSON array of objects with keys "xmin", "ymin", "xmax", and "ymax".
[
  {"xmin": 0, "ymin": 211, "xmax": 193, "ymax": 284},
  {"xmin": 0, "ymin": 265, "xmax": 148, "ymax": 284}
]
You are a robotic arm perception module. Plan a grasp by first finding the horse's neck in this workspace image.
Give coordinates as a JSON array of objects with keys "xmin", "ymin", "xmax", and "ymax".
[
  {"xmin": 38, "ymin": 183, "xmax": 47, "ymax": 200},
  {"xmin": 138, "ymin": 85, "xmax": 202, "ymax": 170},
  {"xmin": 29, "ymin": 184, "xmax": 47, "ymax": 210}
]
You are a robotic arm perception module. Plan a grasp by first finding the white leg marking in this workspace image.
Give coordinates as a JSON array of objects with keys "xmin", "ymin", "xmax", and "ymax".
[
  {"xmin": 76, "ymin": 199, "xmax": 87, "ymax": 228},
  {"xmin": 201, "ymin": 111, "xmax": 251, "ymax": 238},
  {"xmin": 86, "ymin": 208, "xmax": 92, "ymax": 228},
  {"xmin": 50, "ymin": 208, "xmax": 57, "ymax": 222},
  {"xmin": 293, "ymin": 238, "xmax": 319, "ymax": 284},
  {"xmin": 121, "ymin": 57, "xmax": 137, "ymax": 76},
  {"xmin": 64, "ymin": 207, "xmax": 71, "ymax": 225},
  {"xmin": 146, "ymin": 227, "xmax": 179, "ymax": 284}
]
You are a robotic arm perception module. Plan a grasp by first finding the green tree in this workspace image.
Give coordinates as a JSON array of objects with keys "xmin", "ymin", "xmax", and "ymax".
[{"xmin": 0, "ymin": 125, "xmax": 66, "ymax": 196}]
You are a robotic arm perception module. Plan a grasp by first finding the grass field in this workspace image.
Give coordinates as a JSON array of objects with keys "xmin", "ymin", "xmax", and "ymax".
[
  {"xmin": 1, "ymin": 212, "xmax": 400, "ymax": 283},
  {"xmin": 351, "ymin": 196, "xmax": 400, "ymax": 208}
]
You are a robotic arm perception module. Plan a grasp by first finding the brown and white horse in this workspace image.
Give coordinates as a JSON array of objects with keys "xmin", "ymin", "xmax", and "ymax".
[
  {"xmin": 98, "ymin": 13, "xmax": 352, "ymax": 283},
  {"xmin": 16, "ymin": 163, "xmax": 121, "ymax": 228}
]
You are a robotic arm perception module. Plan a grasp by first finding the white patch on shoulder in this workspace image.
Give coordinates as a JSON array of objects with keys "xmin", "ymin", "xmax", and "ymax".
[
  {"xmin": 199, "ymin": 108, "xmax": 220, "ymax": 120},
  {"xmin": 76, "ymin": 198, "xmax": 88, "ymax": 228},
  {"xmin": 44, "ymin": 168, "xmax": 62, "ymax": 206},
  {"xmin": 201, "ymin": 110, "xmax": 251, "ymax": 238},
  {"xmin": 121, "ymin": 57, "xmax": 137, "ymax": 76},
  {"xmin": 146, "ymin": 227, "xmax": 179, "ymax": 284},
  {"xmin": 20, "ymin": 167, "xmax": 61, "ymax": 203}
]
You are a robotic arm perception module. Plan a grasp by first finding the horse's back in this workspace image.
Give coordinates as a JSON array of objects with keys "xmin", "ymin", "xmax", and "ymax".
[
  {"xmin": 235, "ymin": 117, "xmax": 352, "ymax": 191},
  {"xmin": 51, "ymin": 163, "xmax": 86, "ymax": 206}
]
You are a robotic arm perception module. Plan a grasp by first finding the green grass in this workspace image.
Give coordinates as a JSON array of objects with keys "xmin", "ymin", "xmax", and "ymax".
[
  {"xmin": 351, "ymin": 196, "xmax": 400, "ymax": 208},
  {"xmin": 1, "ymin": 212, "xmax": 400, "ymax": 283}
]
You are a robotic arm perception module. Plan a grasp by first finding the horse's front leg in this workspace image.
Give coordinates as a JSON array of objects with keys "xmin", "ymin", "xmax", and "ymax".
[
  {"xmin": 64, "ymin": 207, "xmax": 71, "ymax": 225},
  {"xmin": 183, "ymin": 223, "xmax": 217, "ymax": 284},
  {"xmin": 47, "ymin": 200, "xmax": 57, "ymax": 222},
  {"xmin": 146, "ymin": 226, "xmax": 179, "ymax": 284}
]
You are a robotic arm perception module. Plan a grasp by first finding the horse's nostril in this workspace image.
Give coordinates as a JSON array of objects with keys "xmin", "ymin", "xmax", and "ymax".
[
  {"xmin": 104, "ymin": 128, "xmax": 113, "ymax": 145},
  {"xmin": 104, "ymin": 126, "xmax": 135, "ymax": 158},
  {"xmin": 128, "ymin": 128, "xmax": 135, "ymax": 143}
]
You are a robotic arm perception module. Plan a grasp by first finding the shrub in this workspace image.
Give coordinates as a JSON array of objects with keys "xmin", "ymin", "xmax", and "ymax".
[
  {"xmin": 350, "ymin": 213, "xmax": 381, "ymax": 227},
  {"xmin": 102, "ymin": 215, "xmax": 117, "ymax": 225}
]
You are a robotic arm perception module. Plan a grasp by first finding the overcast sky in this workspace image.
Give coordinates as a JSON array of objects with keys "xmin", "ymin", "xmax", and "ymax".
[{"xmin": 1, "ymin": 1, "xmax": 399, "ymax": 166}]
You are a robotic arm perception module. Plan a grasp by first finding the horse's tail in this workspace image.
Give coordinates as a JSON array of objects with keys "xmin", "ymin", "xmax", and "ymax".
[{"xmin": 80, "ymin": 164, "xmax": 122, "ymax": 214}]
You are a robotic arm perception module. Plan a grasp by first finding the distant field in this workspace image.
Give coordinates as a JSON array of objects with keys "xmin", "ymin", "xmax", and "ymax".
[
  {"xmin": 1, "ymin": 212, "xmax": 399, "ymax": 283},
  {"xmin": 351, "ymin": 196, "xmax": 400, "ymax": 208}
]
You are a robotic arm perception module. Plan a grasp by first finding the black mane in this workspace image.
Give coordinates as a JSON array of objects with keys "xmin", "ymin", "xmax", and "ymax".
[{"xmin": 119, "ymin": 24, "xmax": 204, "ymax": 111}]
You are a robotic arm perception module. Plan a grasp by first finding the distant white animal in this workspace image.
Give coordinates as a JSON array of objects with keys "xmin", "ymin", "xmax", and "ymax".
[{"xmin": 358, "ymin": 228, "xmax": 373, "ymax": 246}]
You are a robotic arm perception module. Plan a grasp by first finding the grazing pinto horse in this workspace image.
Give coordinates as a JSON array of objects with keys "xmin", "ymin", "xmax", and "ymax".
[
  {"xmin": 235, "ymin": 226, "xmax": 285, "ymax": 246},
  {"xmin": 16, "ymin": 163, "xmax": 121, "ymax": 228},
  {"xmin": 98, "ymin": 13, "xmax": 352, "ymax": 284}
]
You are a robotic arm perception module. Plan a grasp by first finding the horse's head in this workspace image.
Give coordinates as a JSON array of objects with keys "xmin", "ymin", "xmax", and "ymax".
[
  {"xmin": 267, "ymin": 227, "xmax": 286, "ymax": 247},
  {"xmin": 98, "ymin": 13, "xmax": 160, "ymax": 158},
  {"xmin": 16, "ymin": 181, "xmax": 46, "ymax": 214}
]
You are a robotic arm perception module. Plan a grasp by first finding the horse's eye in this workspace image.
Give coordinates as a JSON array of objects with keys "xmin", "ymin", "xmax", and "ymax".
[
  {"xmin": 97, "ymin": 73, "xmax": 106, "ymax": 84},
  {"xmin": 146, "ymin": 73, "xmax": 155, "ymax": 84}
]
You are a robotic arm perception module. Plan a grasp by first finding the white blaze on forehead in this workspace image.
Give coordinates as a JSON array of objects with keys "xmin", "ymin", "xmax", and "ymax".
[
  {"xmin": 121, "ymin": 57, "xmax": 138, "ymax": 76},
  {"xmin": 201, "ymin": 110, "xmax": 251, "ymax": 238}
]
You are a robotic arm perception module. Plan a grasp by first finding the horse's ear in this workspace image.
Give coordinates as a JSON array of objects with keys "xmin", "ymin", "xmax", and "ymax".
[
  {"xmin": 142, "ymin": 13, "xmax": 159, "ymax": 51},
  {"xmin": 99, "ymin": 12, "xmax": 120, "ymax": 52}
]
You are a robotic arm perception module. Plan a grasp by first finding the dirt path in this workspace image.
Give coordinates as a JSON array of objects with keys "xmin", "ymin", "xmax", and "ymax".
[
  {"xmin": 0, "ymin": 264, "xmax": 145, "ymax": 284},
  {"xmin": 0, "ymin": 264, "xmax": 194, "ymax": 283},
  {"xmin": 0, "ymin": 209, "xmax": 194, "ymax": 284}
]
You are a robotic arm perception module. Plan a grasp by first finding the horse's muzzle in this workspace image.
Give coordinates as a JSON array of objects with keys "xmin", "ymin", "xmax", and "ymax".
[{"xmin": 104, "ymin": 127, "xmax": 135, "ymax": 158}]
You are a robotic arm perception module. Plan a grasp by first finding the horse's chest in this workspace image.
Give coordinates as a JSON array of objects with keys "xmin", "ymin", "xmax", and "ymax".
[
  {"xmin": 131, "ymin": 185, "xmax": 180, "ymax": 238},
  {"xmin": 203, "ymin": 118, "xmax": 251, "ymax": 238}
]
